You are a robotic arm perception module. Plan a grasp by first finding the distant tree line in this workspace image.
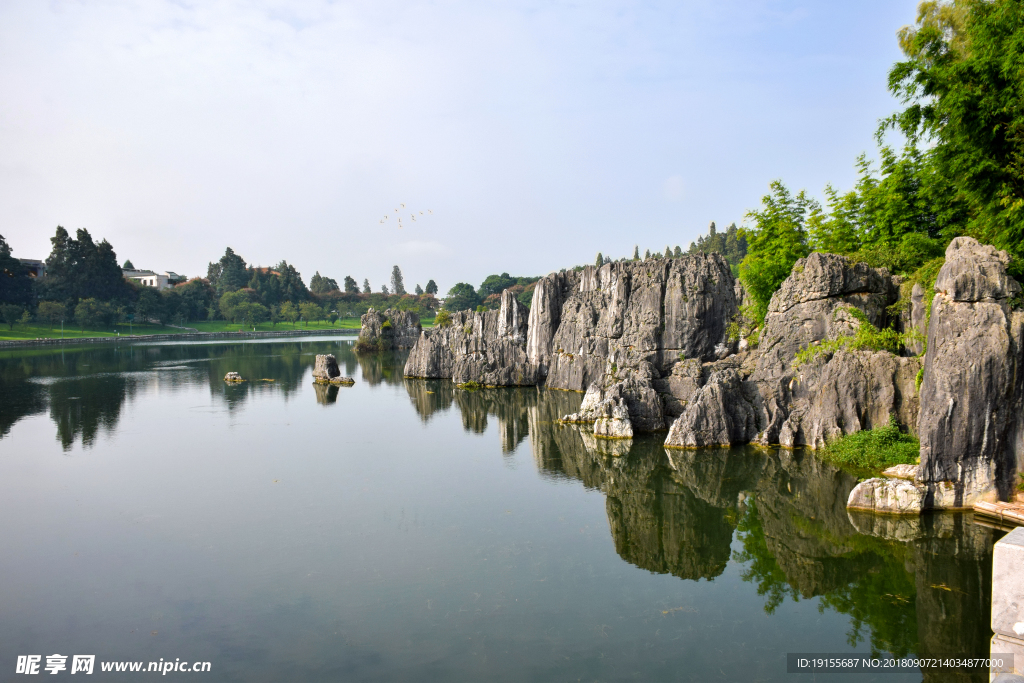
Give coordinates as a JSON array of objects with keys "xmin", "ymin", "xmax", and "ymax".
[{"xmin": 0, "ymin": 228, "xmax": 441, "ymax": 331}]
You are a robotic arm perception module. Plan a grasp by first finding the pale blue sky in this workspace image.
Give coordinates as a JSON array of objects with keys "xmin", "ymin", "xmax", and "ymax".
[{"xmin": 0, "ymin": 0, "xmax": 919, "ymax": 293}]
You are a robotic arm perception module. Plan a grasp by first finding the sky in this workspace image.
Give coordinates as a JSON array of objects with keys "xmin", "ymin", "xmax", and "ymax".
[{"xmin": 0, "ymin": 0, "xmax": 920, "ymax": 295}]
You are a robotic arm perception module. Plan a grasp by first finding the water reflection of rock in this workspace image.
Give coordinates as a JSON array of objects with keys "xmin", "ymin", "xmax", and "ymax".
[
  {"xmin": 404, "ymin": 379, "xmax": 455, "ymax": 423},
  {"xmin": 355, "ymin": 350, "xmax": 409, "ymax": 387},
  {"xmin": 425, "ymin": 383, "xmax": 996, "ymax": 669},
  {"xmin": 312, "ymin": 383, "xmax": 339, "ymax": 405}
]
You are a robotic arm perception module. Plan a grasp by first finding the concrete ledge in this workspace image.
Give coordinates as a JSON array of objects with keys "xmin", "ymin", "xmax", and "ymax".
[{"xmin": 993, "ymin": 527, "xmax": 1024, "ymax": 640}]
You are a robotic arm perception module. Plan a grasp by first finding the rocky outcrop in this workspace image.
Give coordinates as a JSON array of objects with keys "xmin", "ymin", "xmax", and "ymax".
[
  {"xmin": 312, "ymin": 354, "xmax": 355, "ymax": 384},
  {"xmin": 527, "ymin": 254, "xmax": 740, "ymax": 391},
  {"xmin": 660, "ymin": 252, "xmax": 916, "ymax": 451},
  {"xmin": 917, "ymin": 237, "xmax": 1024, "ymax": 507},
  {"xmin": 664, "ymin": 368, "xmax": 763, "ymax": 448},
  {"xmin": 312, "ymin": 354, "xmax": 340, "ymax": 380},
  {"xmin": 559, "ymin": 362, "xmax": 664, "ymax": 435},
  {"xmin": 404, "ymin": 289, "xmax": 539, "ymax": 386},
  {"xmin": 359, "ymin": 308, "xmax": 421, "ymax": 350},
  {"xmin": 224, "ymin": 372, "xmax": 244, "ymax": 382}
]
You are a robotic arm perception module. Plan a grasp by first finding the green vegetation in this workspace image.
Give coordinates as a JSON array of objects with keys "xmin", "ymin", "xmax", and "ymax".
[
  {"xmin": 0, "ymin": 227, "xmax": 440, "ymax": 340},
  {"xmin": 794, "ymin": 306, "xmax": 921, "ymax": 368},
  {"xmin": 740, "ymin": 183, "xmax": 812, "ymax": 325},
  {"xmin": 686, "ymin": 222, "xmax": 747, "ymax": 275},
  {"xmin": 435, "ymin": 310, "xmax": 452, "ymax": 328},
  {"xmin": 818, "ymin": 416, "xmax": 920, "ymax": 475},
  {"xmin": 738, "ymin": 0, "xmax": 1024, "ymax": 320}
]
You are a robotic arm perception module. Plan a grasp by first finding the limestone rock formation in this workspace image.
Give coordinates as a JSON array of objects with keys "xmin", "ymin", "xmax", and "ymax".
[
  {"xmin": 359, "ymin": 308, "xmax": 422, "ymax": 350},
  {"xmin": 404, "ymin": 289, "xmax": 538, "ymax": 386},
  {"xmin": 312, "ymin": 354, "xmax": 355, "ymax": 385},
  {"xmin": 664, "ymin": 368, "xmax": 763, "ymax": 448},
  {"xmin": 224, "ymin": 372, "xmax": 244, "ymax": 382},
  {"xmin": 527, "ymin": 254, "xmax": 739, "ymax": 391},
  {"xmin": 559, "ymin": 363, "xmax": 664, "ymax": 434},
  {"xmin": 313, "ymin": 354, "xmax": 340, "ymax": 380},
  {"xmin": 593, "ymin": 397, "xmax": 633, "ymax": 439},
  {"xmin": 917, "ymin": 237, "xmax": 1024, "ymax": 506},
  {"xmin": 847, "ymin": 477, "xmax": 925, "ymax": 514}
]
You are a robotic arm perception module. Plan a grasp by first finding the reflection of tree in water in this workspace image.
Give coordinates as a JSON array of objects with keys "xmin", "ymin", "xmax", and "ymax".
[
  {"xmin": 427, "ymin": 383, "xmax": 996, "ymax": 668},
  {"xmin": 0, "ymin": 380, "xmax": 45, "ymax": 438},
  {"xmin": 0, "ymin": 337, "xmax": 359, "ymax": 446},
  {"xmin": 48, "ymin": 374, "xmax": 136, "ymax": 450}
]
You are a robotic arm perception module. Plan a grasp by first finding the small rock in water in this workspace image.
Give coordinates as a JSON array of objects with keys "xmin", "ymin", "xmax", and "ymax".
[{"xmin": 224, "ymin": 372, "xmax": 244, "ymax": 382}]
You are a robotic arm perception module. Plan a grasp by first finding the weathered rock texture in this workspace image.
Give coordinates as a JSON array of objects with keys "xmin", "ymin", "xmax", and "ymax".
[
  {"xmin": 917, "ymin": 237, "xmax": 1024, "ymax": 507},
  {"xmin": 359, "ymin": 308, "xmax": 421, "ymax": 350},
  {"xmin": 404, "ymin": 289, "xmax": 539, "ymax": 386},
  {"xmin": 527, "ymin": 255, "xmax": 740, "ymax": 390},
  {"xmin": 662, "ymin": 252, "xmax": 920, "ymax": 451},
  {"xmin": 312, "ymin": 354, "xmax": 355, "ymax": 385},
  {"xmin": 402, "ymin": 240, "xmax": 1024, "ymax": 510}
]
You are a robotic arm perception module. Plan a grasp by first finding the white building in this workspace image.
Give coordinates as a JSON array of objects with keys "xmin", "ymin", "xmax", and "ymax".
[{"xmin": 123, "ymin": 269, "xmax": 185, "ymax": 291}]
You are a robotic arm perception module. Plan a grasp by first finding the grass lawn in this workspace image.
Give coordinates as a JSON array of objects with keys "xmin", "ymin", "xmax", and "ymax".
[{"xmin": 0, "ymin": 316, "xmax": 434, "ymax": 341}]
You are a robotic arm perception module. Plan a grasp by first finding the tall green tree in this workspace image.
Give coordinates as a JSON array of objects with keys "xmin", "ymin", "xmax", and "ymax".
[
  {"xmin": 362, "ymin": 279, "xmax": 371, "ymax": 294},
  {"xmin": 0, "ymin": 234, "xmax": 33, "ymax": 306},
  {"xmin": 424, "ymin": 279, "xmax": 438, "ymax": 295},
  {"xmin": 207, "ymin": 248, "xmax": 248, "ymax": 296},
  {"xmin": 343, "ymin": 275, "xmax": 359, "ymax": 294},
  {"xmin": 443, "ymin": 283, "xmax": 480, "ymax": 311},
  {"xmin": 884, "ymin": 0, "xmax": 1024, "ymax": 273},
  {"xmin": 310, "ymin": 271, "xmax": 339, "ymax": 294},
  {"xmin": 42, "ymin": 227, "xmax": 129, "ymax": 303},
  {"xmin": 739, "ymin": 181, "xmax": 813, "ymax": 325},
  {"xmin": 390, "ymin": 265, "xmax": 406, "ymax": 295}
]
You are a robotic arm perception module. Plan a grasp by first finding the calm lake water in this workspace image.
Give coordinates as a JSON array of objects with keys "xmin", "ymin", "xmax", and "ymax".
[{"xmin": 0, "ymin": 336, "xmax": 1000, "ymax": 682}]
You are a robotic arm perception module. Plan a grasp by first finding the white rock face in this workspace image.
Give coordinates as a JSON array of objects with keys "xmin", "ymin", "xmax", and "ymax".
[
  {"xmin": 881, "ymin": 464, "xmax": 919, "ymax": 480},
  {"xmin": 846, "ymin": 477, "xmax": 925, "ymax": 514},
  {"xmin": 593, "ymin": 398, "xmax": 633, "ymax": 439}
]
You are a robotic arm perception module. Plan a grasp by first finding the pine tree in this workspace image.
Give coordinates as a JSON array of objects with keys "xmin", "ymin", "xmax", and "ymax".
[
  {"xmin": 595, "ymin": 252, "xmax": 603, "ymax": 268},
  {"xmin": 644, "ymin": 249, "xmax": 651, "ymax": 260},
  {"xmin": 390, "ymin": 265, "xmax": 406, "ymax": 295},
  {"xmin": 665, "ymin": 245, "xmax": 672, "ymax": 260},
  {"xmin": 344, "ymin": 276, "xmax": 358, "ymax": 294},
  {"xmin": 632, "ymin": 246, "xmax": 640, "ymax": 261},
  {"xmin": 362, "ymin": 279, "xmax": 371, "ymax": 294},
  {"xmin": 414, "ymin": 283, "xmax": 423, "ymax": 295},
  {"xmin": 425, "ymin": 279, "xmax": 438, "ymax": 295}
]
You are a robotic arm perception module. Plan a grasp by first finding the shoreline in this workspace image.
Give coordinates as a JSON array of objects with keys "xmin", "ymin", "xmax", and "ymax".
[{"xmin": 0, "ymin": 328, "xmax": 358, "ymax": 350}]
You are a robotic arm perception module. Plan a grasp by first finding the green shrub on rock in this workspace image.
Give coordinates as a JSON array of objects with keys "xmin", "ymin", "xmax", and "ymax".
[{"xmin": 819, "ymin": 415, "xmax": 919, "ymax": 475}]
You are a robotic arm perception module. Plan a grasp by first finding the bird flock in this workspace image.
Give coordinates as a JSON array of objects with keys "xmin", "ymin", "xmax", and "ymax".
[{"xmin": 379, "ymin": 202, "xmax": 433, "ymax": 228}]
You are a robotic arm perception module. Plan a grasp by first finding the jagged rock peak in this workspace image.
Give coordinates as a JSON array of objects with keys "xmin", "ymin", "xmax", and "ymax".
[
  {"xmin": 768, "ymin": 252, "xmax": 893, "ymax": 315},
  {"xmin": 935, "ymin": 236, "xmax": 1020, "ymax": 302}
]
